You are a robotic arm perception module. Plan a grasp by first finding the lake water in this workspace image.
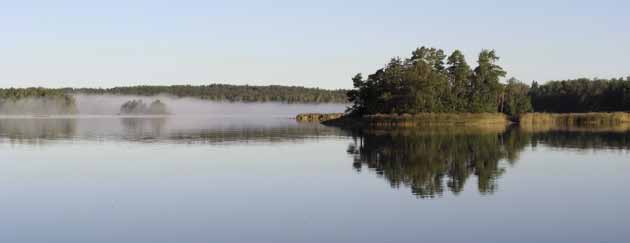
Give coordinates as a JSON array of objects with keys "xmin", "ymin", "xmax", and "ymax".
[{"xmin": 1, "ymin": 105, "xmax": 629, "ymax": 243}]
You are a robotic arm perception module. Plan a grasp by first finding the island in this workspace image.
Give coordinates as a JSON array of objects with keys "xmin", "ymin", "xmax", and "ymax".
[
  {"xmin": 119, "ymin": 99, "xmax": 169, "ymax": 115},
  {"xmin": 297, "ymin": 46, "xmax": 630, "ymax": 128}
]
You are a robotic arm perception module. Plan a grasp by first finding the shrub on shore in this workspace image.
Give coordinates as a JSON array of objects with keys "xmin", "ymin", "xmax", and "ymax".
[{"xmin": 518, "ymin": 112, "xmax": 630, "ymax": 126}]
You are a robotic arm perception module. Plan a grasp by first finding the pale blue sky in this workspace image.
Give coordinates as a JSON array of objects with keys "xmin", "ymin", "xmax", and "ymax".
[{"xmin": 1, "ymin": 0, "xmax": 628, "ymax": 89}]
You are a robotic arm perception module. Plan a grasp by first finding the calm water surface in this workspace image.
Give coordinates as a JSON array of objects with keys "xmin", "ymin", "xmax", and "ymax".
[{"xmin": 0, "ymin": 107, "xmax": 629, "ymax": 242}]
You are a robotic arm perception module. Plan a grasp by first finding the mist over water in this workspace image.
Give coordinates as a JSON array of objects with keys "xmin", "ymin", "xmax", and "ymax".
[
  {"xmin": 0, "ymin": 97, "xmax": 77, "ymax": 115},
  {"xmin": 73, "ymin": 94, "xmax": 347, "ymax": 117},
  {"xmin": 1, "ymin": 96, "xmax": 630, "ymax": 243},
  {"xmin": 0, "ymin": 95, "xmax": 348, "ymax": 144}
]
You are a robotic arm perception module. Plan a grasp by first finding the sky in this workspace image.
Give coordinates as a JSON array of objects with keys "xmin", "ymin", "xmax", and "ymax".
[{"xmin": 0, "ymin": 0, "xmax": 628, "ymax": 89}]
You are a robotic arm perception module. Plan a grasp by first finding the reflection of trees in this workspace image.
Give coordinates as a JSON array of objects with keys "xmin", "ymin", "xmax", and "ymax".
[
  {"xmin": 119, "ymin": 118, "xmax": 352, "ymax": 143},
  {"xmin": 347, "ymin": 127, "xmax": 529, "ymax": 198},
  {"xmin": 530, "ymin": 131, "xmax": 630, "ymax": 150},
  {"xmin": 0, "ymin": 118, "xmax": 77, "ymax": 144},
  {"xmin": 0, "ymin": 117, "xmax": 349, "ymax": 145},
  {"xmin": 520, "ymin": 124, "xmax": 630, "ymax": 150},
  {"xmin": 349, "ymin": 125, "xmax": 630, "ymax": 198},
  {"xmin": 120, "ymin": 117, "xmax": 167, "ymax": 140},
  {"xmin": 166, "ymin": 124, "xmax": 349, "ymax": 144}
]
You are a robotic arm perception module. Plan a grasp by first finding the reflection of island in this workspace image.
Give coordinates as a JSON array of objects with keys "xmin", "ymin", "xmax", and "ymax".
[
  {"xmin": 347, "ymin": 127, "xmax": 529, "ymax": 198},
  {"xmin": 0, "ymin": 118, "xmax": 77, "ymax": 144},
  {"xmin": 348, "ymin": 125, "xmax": 630, "ymax": 198},
  {"xmin": 0, "ymin": 117, "xmax": 349, "ymax": 144},
  {"xmin": 119, "ymin": 99, "xmax": 169, "ymax": 115},
  {"xmin": 120, "ymin": 117, "xmax": 168, "ymax": 139}
]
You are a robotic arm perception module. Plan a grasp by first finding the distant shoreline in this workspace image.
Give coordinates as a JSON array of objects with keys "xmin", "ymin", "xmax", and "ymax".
[{"xmin": 1, "ymin": 84, "xmax": 349, "ymax": 104}]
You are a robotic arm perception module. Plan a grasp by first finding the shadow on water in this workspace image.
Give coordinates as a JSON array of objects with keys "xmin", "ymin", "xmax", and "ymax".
[{"xmin": 346, "ymin": 124, "xmax": 630, "ymax": 198}]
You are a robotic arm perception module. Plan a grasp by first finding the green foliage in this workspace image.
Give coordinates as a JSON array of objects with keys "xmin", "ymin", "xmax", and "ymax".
[
  {"xmin": 446, "ymin": 50, "xmax": 472, "ymax": 112},
  {"xmin": 69, "ymin": 84, "xmax": 347, "ymax": 103},
  {"xmin": 500, "ymin": 78, "xmax": 532, "ymax": 116},
  {"xmin": 347, "ymin": 46, "xmax": 510, "ymax": 115},
  {"xmin": 470, "ymin": 50, "xmax": 507, "ymax": 112},
  {"xmin": 529, "ymin": 77, "xmax": 630, "ymax": 112}
]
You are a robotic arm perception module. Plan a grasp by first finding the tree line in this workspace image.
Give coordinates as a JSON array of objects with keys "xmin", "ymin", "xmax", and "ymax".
[
  {"xmin": 346, "ymin": 46, "xmax": 630, "ymax": 116},
  {"xmin": 530, "ymin": 77, "xmax": 630, "ymax": 113},
  {"xmin": 66, "ymin": 84, "xmax": 348, "ymax": 103},
  {"xmin": 0, "ymin": 84, "xmax": 347, "ymax": 114},
  {"xmin": 0, "ymin": 88, "xmax": 77, "ymax": 114}
]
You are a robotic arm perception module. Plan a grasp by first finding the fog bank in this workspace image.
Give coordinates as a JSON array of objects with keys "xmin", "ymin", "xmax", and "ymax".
[
  {"xmin": 0, "ymin": 97, "xmax": 77, "ymax": 115},
  {"xmin": 73, "ymin": 94, "xmax": 347, "ymax": 117}
]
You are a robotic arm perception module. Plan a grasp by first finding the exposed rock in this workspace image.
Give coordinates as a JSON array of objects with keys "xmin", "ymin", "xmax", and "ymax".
[{"xmin": 295, "ymin": 113, "xmax": 343, "ymax": 122}]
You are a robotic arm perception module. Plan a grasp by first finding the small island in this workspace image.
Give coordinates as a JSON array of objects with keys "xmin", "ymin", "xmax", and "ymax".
[{"xmin": 119, "ymin": 99, "xmax": 169, "ymax": 115}]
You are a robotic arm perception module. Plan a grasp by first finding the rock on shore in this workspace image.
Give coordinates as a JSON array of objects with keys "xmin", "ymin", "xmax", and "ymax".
[{"xmin": 295, "ymin": 113, "xmax": 343, "ymax": 122}]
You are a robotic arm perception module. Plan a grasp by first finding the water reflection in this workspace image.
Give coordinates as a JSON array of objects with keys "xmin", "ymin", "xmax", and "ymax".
[
  {"xmin": 0, "ymin": 116, "xmax": 348, "ymax": 145},
  {"xmin": 0, "ymin": 118, "xmax": 77, "ymax": 144},
  {"xmin": 347, "ymin": 127, "xmax": 527, "ymax": 198},
  {"xmin": 347, "ymin": 125, "xmax": 630, "ymax": 198},
  {"xmin": 120, "ymin": 117, "xmax": 167, "ymax": 140},
  {"xmin": 524, "ymin": 125, "xmax": 630, "ymax": 150},
  {"xmin": 3, "ymin": 116, "xmax": 630, "ymax": 199}
]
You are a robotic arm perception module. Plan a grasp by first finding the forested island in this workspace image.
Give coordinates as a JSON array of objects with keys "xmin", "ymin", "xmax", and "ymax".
[
  {"xmin": 119, "ymin": 99, "xmax": 169, "ymax": 115},
  {"xmin": 318, "ymin": 46, "xmax": 630, "ymax": 127}
]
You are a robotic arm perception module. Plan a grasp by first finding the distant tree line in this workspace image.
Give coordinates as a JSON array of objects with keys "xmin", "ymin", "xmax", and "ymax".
[
  {"xmin": 0, "ymin": 88, "xmax": 77, "ymax": 114},
  {"xmin": 346, "ymin": 46, "xmax": 629, "ymax": 116},
  {"xmin": 66, "ymin": 84, "xmax": 348, "ymax": 103}
]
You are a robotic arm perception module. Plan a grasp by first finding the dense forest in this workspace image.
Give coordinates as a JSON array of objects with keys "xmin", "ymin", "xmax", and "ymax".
[
  {"xmin": 346, "ymin": 46, "xmax": 532, "ymax": 116},
  {"xmin": 530, "ymin": 77, "xmax": 630, "ymax": 113},
  {"xmin": 66, "ymin": 84, "xmax": 348, "ymax": 103},
  {"xmin": 346, "ymin": 46, "xmax": 630, "ymax": 116}
]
